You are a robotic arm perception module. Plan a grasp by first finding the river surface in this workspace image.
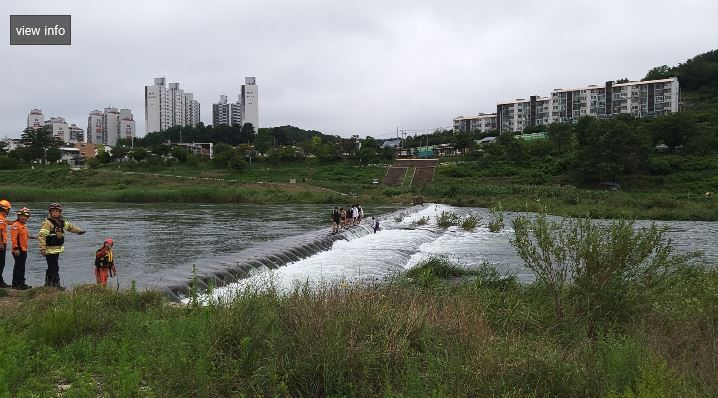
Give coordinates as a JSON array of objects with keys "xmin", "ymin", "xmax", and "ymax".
[
  {"xmin": 208, "ymin": 204, "xmax": 718, "ymax": 300},
  {"xmin": 6, "ymin": 203, "xmax": 402, "ymax": 289},
  {"xmin": 3, "ymin": 203, "xmax": 716, "ymax": 293}
]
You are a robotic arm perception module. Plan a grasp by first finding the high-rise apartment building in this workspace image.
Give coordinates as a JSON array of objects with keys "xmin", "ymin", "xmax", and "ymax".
[
  {"xmin": 212, "ymin": 95, "xmax": 242, "ymax": 126},
  {"xmin": 103, "ymin": 108, "xmax": 120, "ymax": 145},
  {"xmin": 69, "ymin": 124, "xmax": 84, "ymax": 143},
  {"xmin": 26, "ymin": 110, "xmax": 82, "ymax": 144},
  {"xmin": 87, "ymin": 110, "xmax": 104, "ymax": 144},
  {"xmin": 45, "ymin": 117, "xmax": 70, "ymax": 143},
  {"xmin": 454, "ymin": 77, "xmax": 680, "ymax": 134},
  {"xmin": 144, "ymin": 77, "xmax": 200, "ymax": 134},
  {"xmin": 87, "ymin": 108, "xmax": 135, "ymax": 145},
  {"xmin": 119, "ymin": 109, "xmax": 136, "ymax": 142},
  {"xmin": 240, "ymin": 77, "xmax": 258, "ymax": 130},
  {"xmin": 213, "ymin": 95, "xmax": 231, "ymax": 126},
  {"xmin": 231, "ymin": 95, "xmax": 242, "ymax": 126},
  {"xmin": 184, "ymin": 93, "xmax": 201, "ymax": 127},
  {"xmin": 27, "ymin": 109, "xmax": 44, "ymax": 130}
]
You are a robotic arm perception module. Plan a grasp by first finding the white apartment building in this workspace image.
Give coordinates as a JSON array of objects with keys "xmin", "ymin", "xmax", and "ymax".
[
  {"xmin": 86, "ymin": 107, "xmax": 135, "ymax": 145},
  {"xmin": 45, "ymin": 117, "xmax": 70, "ymax": 143},
  {"xmin": 69, "ymin": 124, "xmax": 84, "ymax": 143},
  {"xmin": 103, "ymin": 108, "xmax": 120, "ymax": 145},
  {"xmin": 145, "ymin": 77, "xmax": 171, "ymax": 134},
  {"xmin": 184, "ymin": 93, "xmax": 201, "ymax": 127},
  {"xmin": 87, "ymin": 110, "xmax": 104, "ymax": 144},
  {"xmin": 144, "ymin": 77, "xmax": 200, "ymax": 134},
  {"xmin": 213, "ymin": 94, "xmax": 244, "ymax": 127},
  {"xmin": 456, "ymin": 77, "xmax": 680, "ymax": 134},
  {"xmin": 241, "ymin": 77, "xmax": 258, "ymax": 130},
  {"xmin": 119, "ymin": 109, "xmax": 136, "ymax": 143},
  {"xmin": 231, "ymin": 95, "xmax": 242, "ymax": 126},
  {"xmin": 453, "ymin": 113, "xmax": 498, "ymax": 133},
  {"xmin": 27, "ymin": 109, "xmax": 44, "ymax": 130},
  {"xmin": 212, "ymin": 95, "xmax": 232, "ymax": 126}
]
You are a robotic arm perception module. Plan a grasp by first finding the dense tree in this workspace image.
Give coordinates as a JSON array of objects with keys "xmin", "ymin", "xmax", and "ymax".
[
  {"xmin": 547, "ymin": 123, "xmax": 574, "ymax": 155},
  {"xmin": 170, "ymin": 147, "xmax": 189, "ymax": 162},
  {"xmin": 643, "ymin": 65, "xmax": 673, "ymax": 81},
  {"xmin": 254, "ymin": 129, "xmax": 273, "ymax": 154},
  {"xmin": 361, "ymin": 136, "xmax": 379, "ymax": 150},
  {"xmin": 111, "ymin": 145, "xmax": 130, "ymax": 161},
  {"xmin": 240, "ymin": 123, "xmax": 256, "ymax": 144},
  {"xmin": 130, "ymin": 148, "xmax": 149, "ymax": 162},
  {"xmin": 452, "ymin": 131, "xmax": 475, "ymax": 155},
  {"xmin": 575, "ymin": 118, "xmax": 650, "ymax": 182},
  {"xmin": 19, "ymin": 126, "xmax": 62, "ymax": 164},
  {"xmin": 46, "ymin": 147, "xmax": 62, "ymax": 163}
]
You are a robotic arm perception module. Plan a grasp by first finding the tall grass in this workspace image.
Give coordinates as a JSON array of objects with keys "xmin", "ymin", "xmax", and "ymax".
[{"xmin": 0, "ymin": 259, "xmax": 716, "ymax": 396}]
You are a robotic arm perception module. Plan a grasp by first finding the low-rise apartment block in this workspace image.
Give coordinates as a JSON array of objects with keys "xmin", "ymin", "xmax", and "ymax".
[{"xmin": 454, "ymin": 77, "xmax": 680, "ymax": 134}]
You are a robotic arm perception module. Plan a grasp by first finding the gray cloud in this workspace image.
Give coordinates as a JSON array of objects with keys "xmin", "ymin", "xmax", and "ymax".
[{"xmin": 1, "ymin": 0, "xmax": 716, "ymax": 139}]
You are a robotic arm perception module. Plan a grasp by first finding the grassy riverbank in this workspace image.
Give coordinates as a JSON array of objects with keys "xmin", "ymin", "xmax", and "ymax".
[
  {"xmin": 0, "ymin": 265, "xmax": 715, "ymax": 396},
  {"xmin": 2, "ymin": 158, "xmax": 716, "ymax": 220},
  {"xmin": 1, "ymin": 214, "xmax": 715, "ymax": 396}
]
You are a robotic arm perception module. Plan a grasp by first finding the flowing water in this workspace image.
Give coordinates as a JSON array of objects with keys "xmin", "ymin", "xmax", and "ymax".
[
  {"xmin": 7, "ymin": 202, "xmax": 402, "ymax": 289},
  {"xmin": 207, "ymin": 204, "xmax": 718, "ymax": 301},
  {"xmin": 5, "ymin": 203, "xmax": 716, "ymax": 298}
]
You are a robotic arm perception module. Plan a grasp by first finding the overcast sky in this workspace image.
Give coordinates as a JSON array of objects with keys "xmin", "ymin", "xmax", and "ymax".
[{"xmin": 2, "ymin": 0, "xmax": 717, "ymax": 139}]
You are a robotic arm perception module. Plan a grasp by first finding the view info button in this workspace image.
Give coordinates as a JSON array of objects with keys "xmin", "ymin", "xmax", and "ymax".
[{"xmin": 10, "ymin": 15, "xmax": 71, "ymax": 45}]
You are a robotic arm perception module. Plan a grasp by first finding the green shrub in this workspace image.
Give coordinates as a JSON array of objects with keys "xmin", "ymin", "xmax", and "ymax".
[
  {"xmin": 473, "ymin": 262, "xmax": 518, "ymax": 291},
  {"xmin": 510, "ymin": 212, "xmax": 703, "ymax": 326},
  {"xmin": 461, "ymin": 213, "xmax": 481, "ymax": 231},
  {"xmin": 410, "ymin": 216, "xmax": 430, "ymax": 227},
  {"xmin": 487, "ymin": 206, "xmax": 505, "ymax": 232},
  {"xmin": 405, "ymin": 257, "xmax": 476, "ymax": 282},
  {"xmin": 436, "ymin": 211, "xmax": 460, "ymax": 228}
]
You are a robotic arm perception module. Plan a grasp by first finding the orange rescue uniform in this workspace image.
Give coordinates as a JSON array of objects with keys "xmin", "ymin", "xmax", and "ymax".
[
  {"xmin": 11, "ymin": 219, "xmax": 29, "ymax": 252},
  {"xmin": 95, "ymin": 247, "xmax": 116, "ymax": 286}
]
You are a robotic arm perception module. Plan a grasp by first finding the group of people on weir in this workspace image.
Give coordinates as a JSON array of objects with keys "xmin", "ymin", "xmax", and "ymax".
[
  {"xmin": 0, "ymin": 200, "xmax": 116, "ymax": 291},
  {"xmin": 330, "ymin": 204, "xmax": 380, "ymax": 234}
]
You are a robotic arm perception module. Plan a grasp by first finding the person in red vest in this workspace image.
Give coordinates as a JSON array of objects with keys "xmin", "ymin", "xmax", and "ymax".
[{"xmin": 95, "ymin": 238, "xmax": 117, "ymax": 287}]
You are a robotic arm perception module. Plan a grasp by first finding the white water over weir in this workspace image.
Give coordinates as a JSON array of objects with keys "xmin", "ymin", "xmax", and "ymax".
[
  {"xmin": 171, "ymin": 204, "xmax": 718, "ymax": 303},
  {"xmin": 175, "ymin": 204, "xmax": 529, "ymax": 303},
  {"xmin": 165, "ymin": 205, "xmax": 431, "ymax": 301}
]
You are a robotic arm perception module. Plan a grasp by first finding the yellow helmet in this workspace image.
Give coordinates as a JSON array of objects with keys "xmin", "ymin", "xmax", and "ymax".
[{"xmin": 0, "ymin": 200, "xmax": 11, "ymax": 211}]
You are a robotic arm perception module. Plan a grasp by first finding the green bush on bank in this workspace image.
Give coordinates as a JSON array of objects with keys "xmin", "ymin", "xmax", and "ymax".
[{"xmin": 0, "ymin": 259, "xmax": 716, "ymax": 396}]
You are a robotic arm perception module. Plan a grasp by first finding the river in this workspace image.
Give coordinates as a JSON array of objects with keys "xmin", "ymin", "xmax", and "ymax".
[
  {"xmin": 7, "ymin": 202, "xmax": 402, "ymax": 289},
  {"xmin": 5, "ymin": 203, "xmax": 716, "ymax": 295}
]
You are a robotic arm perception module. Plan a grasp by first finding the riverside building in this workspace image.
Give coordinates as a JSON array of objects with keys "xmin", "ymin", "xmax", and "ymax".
[
  {"xmin": 86, "ymin": 108, "xmax": 136, "ymax": 145},
  {"xmin": 454, "ymin": 77, "xmax": 680, "ymax": 134},
  {"xmin": 27, "ymin": 109, "xmax": 44, "ymax": 130},
  {"xmin": 144, "ymin": 77, "xmax": 201, "ymax": 134},
  {"xmin": 212, "ymin": 95, "xmax": 242, "ymax": 126},
  {"xmin": 241, "ymin": 77, "xmax": 258, "ymax": 130}
]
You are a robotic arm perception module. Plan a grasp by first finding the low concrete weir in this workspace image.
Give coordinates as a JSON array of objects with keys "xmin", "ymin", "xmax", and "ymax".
[{"xmin": 151, "ymin": 205, "xmax": 427, "ymax": 301}]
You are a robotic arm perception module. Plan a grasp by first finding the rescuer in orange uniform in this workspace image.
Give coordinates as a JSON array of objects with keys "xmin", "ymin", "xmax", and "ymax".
[
  {"xmin": 95, "ymin": 238, "xmax": 116, "ymax": 287},
  {"xmin": 11, "ymin": 207, "xmax": 33, "ymax": 290},
  {"xmin": 0, "ymin": 199, "xmax": 12, "ymax": 288}
]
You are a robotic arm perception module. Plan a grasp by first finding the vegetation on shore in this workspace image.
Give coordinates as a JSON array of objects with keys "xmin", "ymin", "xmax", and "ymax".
[
  {"xmin": 0, "ymin": 214, "xmax": 715, "ymax": 396},
  {"xmin": 2, "ymin": 159, "xmax": 716, "ymax": 220},
  {"xmin": 1, "ymin": 50, "xmax": 717, "ymax": 220}
]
